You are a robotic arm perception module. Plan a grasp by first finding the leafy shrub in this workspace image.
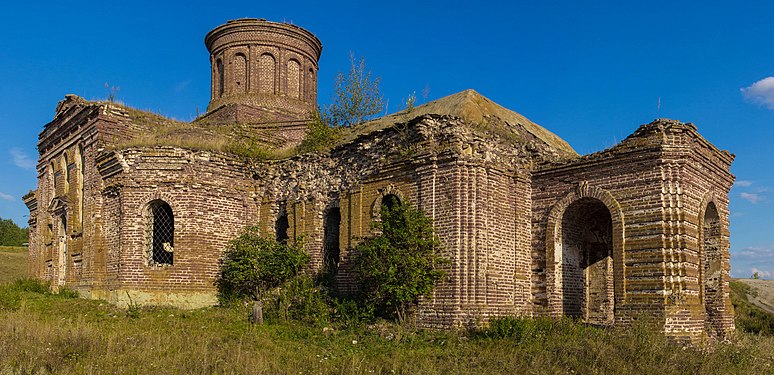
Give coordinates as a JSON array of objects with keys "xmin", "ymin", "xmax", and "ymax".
[
  {"xmin": 330, "ymin": 297, "xmax": 375, "ymax": 329},
  {"xmin": 216, "ymin": 226, "xmax": 310, "ymax": 305},
  {"xmin": 263, "ymin": 276, "xmax": 330, "ymax": 326},
  {"xmin": 351, "ymin": 200, "xmax": 447, "ymax": 322},
  {"xmin": 297, "ymin": 110, "xmax": 343, "ymax": 154}
]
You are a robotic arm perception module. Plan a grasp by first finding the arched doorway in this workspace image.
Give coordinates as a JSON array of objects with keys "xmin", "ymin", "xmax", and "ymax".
[
  {"xmin": 702, "ymin": 202, "xmax": 722, "ymax": 329},
  {"xmin": 57, "ymin": 215, "xmax": 67, "ymax": 286},
  {"xmin": 560, "ymin": 198, "xmax": 614, "ymax": 324}
]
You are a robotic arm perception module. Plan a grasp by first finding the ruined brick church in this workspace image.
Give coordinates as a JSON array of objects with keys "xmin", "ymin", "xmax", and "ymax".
[{"xmin": 24, "ymin": 18, "xmax": 735, "ymax": 341}]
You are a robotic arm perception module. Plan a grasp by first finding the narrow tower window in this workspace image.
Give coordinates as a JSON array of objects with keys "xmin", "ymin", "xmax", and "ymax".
[
  {"xmin": 234, "ymin": 53, "xmax": 248, "ymax": 94},
  {"xmin": 216, "ymin": 58, "xmax": 224, "ymax": 98}
]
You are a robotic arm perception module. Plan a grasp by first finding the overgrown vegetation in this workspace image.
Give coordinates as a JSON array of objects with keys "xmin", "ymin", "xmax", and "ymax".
[
  {"xmin": 730, "ymin": 280, "xmax": 774, "ymax": 335},
  {"xmin": 296, "ymin": 109, "xmax": 344, "ymax": 154},
  {"xmin": 217, "ymin": 226, "xmax": 310, "ymax": 304},
  {"xmin": 351, "ymin": 198, "xmax": 447, "ymax": 322},
  {"xmin": 215, "ymin": 199, "xmax": 446, "ymax": 326},
  {"xmin": 0, "ymin": 218, "xmax": 28, "ymax": 246},
  {"xmin": 3, "ymin": 245, "xmax": 774, "ymax": 372},
  {"xmin": 323, "ymin": 53, "xmax": 384, "ymax": 128},
  {"xmin": 1, "ymin": 280, "xmax": 773, "ymax": 374}
]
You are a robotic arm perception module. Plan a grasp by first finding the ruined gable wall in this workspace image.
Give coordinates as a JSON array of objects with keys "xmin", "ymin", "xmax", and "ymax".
[
  {"xmin": 29, "ymin": 98, "xmax": 139, "ymax": 293},
  {"xmin": 244, "ymin": 115, "xmax": 537, "ymax": 327}
]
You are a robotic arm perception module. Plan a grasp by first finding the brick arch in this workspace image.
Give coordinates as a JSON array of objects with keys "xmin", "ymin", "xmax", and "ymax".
[
  {"xmin": 544, "ymin": 182, "xmax": 626, "ymax": 318},
  {"xmin": 697, "ymin": 189, "xmax": 729, "ymax": 335},
  {"xmin": 137, "ymin": 192, "xmax": 179, "ymax": 267},
  {"xmin": 369, "ymin": 185, "xmax": 407, "ymax": 220}
]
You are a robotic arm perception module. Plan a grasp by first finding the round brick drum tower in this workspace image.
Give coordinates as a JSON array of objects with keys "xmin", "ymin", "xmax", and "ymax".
[{"xmin": 204, "ymin": 19, "xmax": 322, "ymax": 123}]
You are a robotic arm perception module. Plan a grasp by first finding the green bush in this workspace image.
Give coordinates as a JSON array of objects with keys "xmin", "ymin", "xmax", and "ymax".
[
  {"xmin": 297, "ymin": 110, "xmax": 343, "ymax": 154},
  {"xmin": 216, "ymin": 226, "xmax": 310, "ymax": 305},
  {"xmin": 263, "ymin": 276, "xmax": 330, "ymax": 326},
  {"xmin": 351, "ymin": 200, "xmax": 447, "ymax": 322},
  {"xmin": 330, "ymin": 297, "xmax": 375, "ymax": 329}
]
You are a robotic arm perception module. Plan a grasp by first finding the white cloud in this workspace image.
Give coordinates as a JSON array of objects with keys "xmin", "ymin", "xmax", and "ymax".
[
  {"xmin": 741, "ymin": 77, "xmax": 774, "ymax": 110},
  {"xmin": 9, "ymin": 148, "xmax": 36, "ymax": 170},
  {"xmin": 740, "ymin": 192, "xmax": 762, "ymax": 204},
  {"xmin": 0, "ymin": 192, "xmax": 13, "ymax": 201},
  {"xmin": 734, "ymin": 180, "xmax": 753, "ymax": 187},
  {"xmin": 751, "ymin": 268, "xmax": 772, "ymax": 278}
]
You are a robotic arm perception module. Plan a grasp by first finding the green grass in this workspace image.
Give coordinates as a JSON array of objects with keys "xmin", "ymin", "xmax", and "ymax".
[
  {"xmin": 1, "ymin": 279, "xmax": 773, "ymax": 374},
  {"xmin": 0, "ymin": 246, "xmax": 26, "ymax": 283}
]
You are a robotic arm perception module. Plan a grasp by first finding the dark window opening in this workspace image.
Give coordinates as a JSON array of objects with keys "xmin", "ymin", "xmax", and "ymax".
[
  {"xmin": 148, "ymin": 200, "xmax": 174, "ymax": 265},
  {"xmin": 323, "ymin": 206, "xmax": 341, "ymax": 274},
  {"xmin": 276, "ymin": 204, "xmax": 290, "ymax": 244},
  {"xmin": 216, "ymin": 58, "xmax": 224, "ymax": 98}
]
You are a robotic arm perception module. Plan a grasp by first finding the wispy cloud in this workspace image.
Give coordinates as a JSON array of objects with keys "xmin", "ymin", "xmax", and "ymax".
[
  {"xmin": 740, "ymin": 192, "xmax": 762, "ymax": 204},
  {"xmin": 734, "ymin": 180, "xmax": 753, "ymax": 187},
  {"xmin": 732, "ymin": 245, "xmax": 774, "ymax": 279},
  {"xmin": 0, "ymin": 192, "xmax": 13, "ymax": 201},
  {"xmin": 752, "ymin": 268, "xmax": 772, "ymax": 278},
  {"xmin": 174, "ymin": 80, "xmax": 191, "ymax": 94},
  {"xmin": 10, "ymin": 148, "xmax": 36, "ymax": 170},
  {"xmin": 732, "ymin": 245, "xmax": 774, "ymax": 259},
  {"xmin": 741, "ymin": 77, "xmax": 774, "ymax": 110}
]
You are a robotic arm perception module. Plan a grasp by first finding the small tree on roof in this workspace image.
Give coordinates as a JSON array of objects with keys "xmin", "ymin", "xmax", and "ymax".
[{"xmin": 324, "ymin": 52, "xmax": 384, "ymax": 128}]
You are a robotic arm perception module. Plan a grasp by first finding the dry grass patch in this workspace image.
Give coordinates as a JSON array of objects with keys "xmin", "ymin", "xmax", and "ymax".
[{"xmin": 0, "ymin": 246, "xmax": 26, "ymax": 283}]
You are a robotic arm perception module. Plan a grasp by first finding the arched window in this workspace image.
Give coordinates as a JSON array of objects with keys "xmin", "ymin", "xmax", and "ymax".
[
  {"xmin": 381, "ymin": 194, "xmax": 400, "ymax": 211},
  {"xmin": 259, "ymin": 53, "xmax": 276, "ymax": 94},
  {"xmin": 233, "ymin": 53, "xmax": 248, "ymax": 94},
  {"xmin": 146, "ymin": 200, "xmax": 174, "ymax": 266},
  {"xmin": 287, "ymin": 59, "xmax": 301, "ymax": 98},
  {"xmin": 276, "ymin": 203, "xmax": 289, "ymax": 244},
  {"xmin": 216, "ymin": 58, "xmax": 224, "ymax": 98}
]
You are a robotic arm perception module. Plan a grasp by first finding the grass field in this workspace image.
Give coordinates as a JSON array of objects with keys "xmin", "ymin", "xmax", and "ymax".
[
  {"xmin": 2, "ymin": 251, "xmax": 773, "ymax": 374},
  {"xmin": 0, "ymin": 246, "xmax": 26, "ymax": 284}
]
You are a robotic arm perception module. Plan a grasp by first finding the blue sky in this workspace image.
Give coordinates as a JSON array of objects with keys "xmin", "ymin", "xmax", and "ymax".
[{"xmin": 0, "ymin": 1, "xmax": 772, "ymax": 278}]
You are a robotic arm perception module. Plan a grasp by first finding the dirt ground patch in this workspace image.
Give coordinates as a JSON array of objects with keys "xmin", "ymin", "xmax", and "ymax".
[{"xmin": 735, "ymin": 279, "xmax": 774, "ymax": 314}]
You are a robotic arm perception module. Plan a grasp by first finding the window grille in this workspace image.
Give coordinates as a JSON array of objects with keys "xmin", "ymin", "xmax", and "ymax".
[{"xmin": 147, "ymin": 200, "xmax": 174, "ymax": 266}]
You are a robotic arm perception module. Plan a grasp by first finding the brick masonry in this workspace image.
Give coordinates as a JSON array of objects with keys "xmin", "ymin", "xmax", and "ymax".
[{"xmin": 23, "ymin": 19, "xmax": 735, "ymax": 342}]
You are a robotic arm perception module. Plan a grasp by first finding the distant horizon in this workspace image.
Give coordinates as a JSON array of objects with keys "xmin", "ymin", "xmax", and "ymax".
[{"xmin": 2, "ymin": 0, "xmax": 772, "ymax": 279}]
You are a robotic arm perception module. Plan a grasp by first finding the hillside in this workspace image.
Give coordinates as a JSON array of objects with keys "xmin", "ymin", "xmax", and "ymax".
[{"xmin": 734, "ymin": 279, "xmax": 774, "ymax": 314}]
